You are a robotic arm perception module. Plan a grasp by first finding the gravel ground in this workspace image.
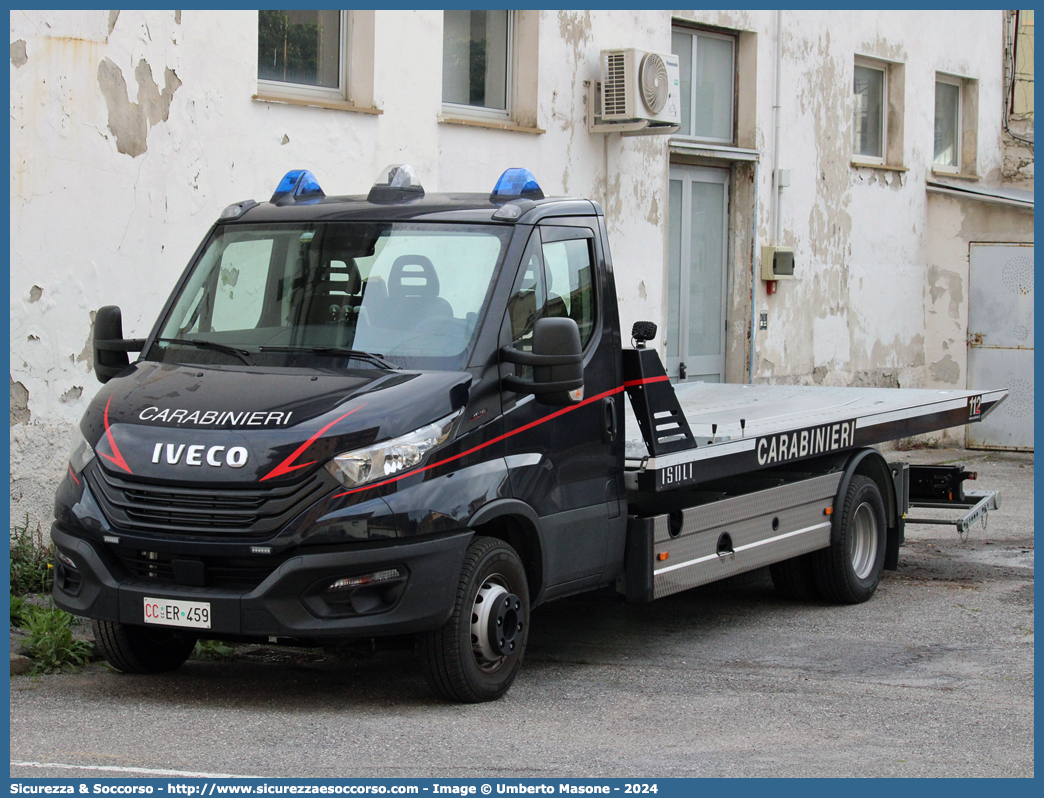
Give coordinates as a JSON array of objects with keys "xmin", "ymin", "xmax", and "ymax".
[{"xmin": 10, "ymin": 449, "xmax": 1033, "ymax": 778}]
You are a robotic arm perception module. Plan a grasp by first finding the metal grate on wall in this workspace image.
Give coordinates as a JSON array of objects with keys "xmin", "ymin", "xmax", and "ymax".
[{"xmin": 603, "ymin": 52, "xmax": 628, "ymax": 116}]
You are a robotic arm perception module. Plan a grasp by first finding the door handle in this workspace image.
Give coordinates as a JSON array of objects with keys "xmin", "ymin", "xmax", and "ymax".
[{"xmin": 601, "ymin": 396, "xmax": 617, "ymax": 444}]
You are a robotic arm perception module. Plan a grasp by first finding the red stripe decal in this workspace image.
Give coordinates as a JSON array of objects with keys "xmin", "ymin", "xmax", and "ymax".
[
  {"xmin": 623, "ymin": 374, "xmax": 669, "ymax": 388},
  {"xmin": 332, "ymin": 376, "xmax": 666, "ymax": 498},
  {"xmin": 260, "ymin": 406, "xmax": 363, "ymax": 482},
  {"xmin": 99, "ymin": 397, "xmax": 133, "ymax": 474},
  {"xmin": 68, "ymin": 465, "xmax": 80, "ymax": 486}
]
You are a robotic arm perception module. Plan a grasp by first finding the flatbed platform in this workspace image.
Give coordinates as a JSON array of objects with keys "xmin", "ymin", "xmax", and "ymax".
[{"xmin": 623, "ymin": 381, "xmax": 1007, "ymax": 492}]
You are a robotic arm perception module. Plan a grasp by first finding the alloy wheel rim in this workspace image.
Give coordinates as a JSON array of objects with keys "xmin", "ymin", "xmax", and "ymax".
[{"xmin": 849, "ymin": 502, "xmax": 879, "ymax": 580}]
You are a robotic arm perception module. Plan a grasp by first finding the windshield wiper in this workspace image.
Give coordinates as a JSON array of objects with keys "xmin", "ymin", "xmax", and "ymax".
[
  {"xmin": 256, "ymin": 346, "xmax": 399, "ymax": 370},
  {"xmin": 153, "ymin": 337, "xmax": 252, "ymax": 365}
]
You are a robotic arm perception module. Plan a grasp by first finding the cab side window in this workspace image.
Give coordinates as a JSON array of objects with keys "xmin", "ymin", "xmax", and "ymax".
[
  {"xmin": 505, "ymin": 232, "xmax": 547, "ymax": 350},
  {"xmin": 503, "ymin": 227, "xmax": 598, "ymax": 363},
  {"xmin": 541, "ymin": 237, "xmax": 596, "ymax": 349}
]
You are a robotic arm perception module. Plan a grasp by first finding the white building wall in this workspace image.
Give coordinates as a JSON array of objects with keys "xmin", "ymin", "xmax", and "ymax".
[
  {"xmin": 755, "ymin": 10, "xmax": 1006, "ymax": 390},
  {"xmin": 10, "ymin": 10, "xmax": 1014, "ymax": 532}
]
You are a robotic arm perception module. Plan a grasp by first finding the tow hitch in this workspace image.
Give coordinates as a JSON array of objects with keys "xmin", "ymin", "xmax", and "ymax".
[{"xmin": 897, "ymin": 464, "xmax": 1001, "ymax": 539}]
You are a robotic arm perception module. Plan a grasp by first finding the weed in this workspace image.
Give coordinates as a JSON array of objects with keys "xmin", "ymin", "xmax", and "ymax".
[
  {"xmin": 192, "ymin": 639, "xmax": 237, "ymax": 661},
  {"xmin": 10, "ymin": 515, "xmax": 54, "ymax": 595},
  {"xmin": 10, "ymin": 594, "xmax": 27, "ymax": 627},
  {"xmin": 22, "ymin": 603, "xmax": 93, "ymax": 674}
]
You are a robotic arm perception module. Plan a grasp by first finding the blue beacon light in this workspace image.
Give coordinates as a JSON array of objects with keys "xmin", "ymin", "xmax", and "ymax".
[
  {"xmin": 270, "ymin": 169, "xmax": 325, "ymax": 205},
  {"xmin": 490, "ymin": 168, "xmax": 544, "ymax": 201}
]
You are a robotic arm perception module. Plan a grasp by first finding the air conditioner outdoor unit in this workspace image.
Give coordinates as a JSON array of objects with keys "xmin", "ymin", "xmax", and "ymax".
[{"xmin": 598, "ymin": 48, "xmax": 680, "ymax": 129}]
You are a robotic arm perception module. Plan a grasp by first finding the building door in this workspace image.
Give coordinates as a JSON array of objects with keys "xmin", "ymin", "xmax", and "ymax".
[
  {"xmin": 966, "ymin": 243, "xmax": 1033, "ymax": 451},
  {"xmin": 666, "ymin": 165, "xmax": 729, "ymax": 383}
]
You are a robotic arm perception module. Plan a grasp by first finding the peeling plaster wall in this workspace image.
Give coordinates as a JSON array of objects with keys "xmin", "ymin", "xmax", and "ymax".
[
  {"xmin": 749, "ymin": 10, "xmax": 1007, "ymax": 391},
  {"xmin": 10, "ymin": 10, "xmax": 1015, "ymax": 529},
  {"xmin": 1003, "ymin": 129, "xmax": 1035, "ymax": 187}
]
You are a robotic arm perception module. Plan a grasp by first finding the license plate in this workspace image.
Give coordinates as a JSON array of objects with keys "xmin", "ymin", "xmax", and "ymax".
[{"xmin": 143, "ymin": 597, "xmax": 211, "ymax": 629}]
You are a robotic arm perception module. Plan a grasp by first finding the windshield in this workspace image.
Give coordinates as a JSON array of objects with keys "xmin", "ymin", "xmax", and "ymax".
[{"xmin": 149, "ymin": 222, "xmax": 511, "ymax": 370}]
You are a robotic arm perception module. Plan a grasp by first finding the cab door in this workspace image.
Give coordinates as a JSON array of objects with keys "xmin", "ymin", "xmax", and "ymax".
[{"xmin": 499, "ymin": 221, "xmax": 622, "ymax": 595}]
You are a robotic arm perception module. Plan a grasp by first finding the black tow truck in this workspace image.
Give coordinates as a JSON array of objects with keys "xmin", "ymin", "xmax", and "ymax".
[{"xmin": 52, "ymin": 166, "xmax": 1005, "ymax": 702}]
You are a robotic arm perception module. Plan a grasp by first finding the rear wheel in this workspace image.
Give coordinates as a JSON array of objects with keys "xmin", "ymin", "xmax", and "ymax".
[
  {"xmin": 419, "ymin": 536, "xmax": 530, "ymax": 703},
  {"xmin": 92, "ymin": 619, "xmax": 197, "ymax": 673},
  {"xmin": 813, "ymin": 475, "xmax": 887, "ymax": 604}
]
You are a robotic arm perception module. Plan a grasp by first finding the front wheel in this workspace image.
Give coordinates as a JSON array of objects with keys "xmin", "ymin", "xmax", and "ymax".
[
  {"xmin": 92, "ymin": 619, "xmax": 197, "ymax": 673},
  {"xmin": 813, "ymin": 475, "xmax": 887, "ymax": 604},
  {"xmin": 419, "ymin": 536, "xmax": 530, "ymax": 703}
]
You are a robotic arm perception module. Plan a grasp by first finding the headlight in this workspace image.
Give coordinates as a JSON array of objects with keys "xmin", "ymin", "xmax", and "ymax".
[
  {"xmin": 325, "ymin": 411, "xmax": 460, "ymax": 489},
  {"xmin": 68, "ymin": 426, "xmax": 95, "ymax": 474}
]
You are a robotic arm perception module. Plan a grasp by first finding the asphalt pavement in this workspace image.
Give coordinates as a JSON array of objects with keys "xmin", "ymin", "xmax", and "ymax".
[{"xmin": 10, "ymin": 449, "xmax": 1033, "ymax": 778}]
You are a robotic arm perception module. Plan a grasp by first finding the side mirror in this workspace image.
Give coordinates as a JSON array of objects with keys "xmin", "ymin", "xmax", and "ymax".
[
  {"xmin": 501, "ymin": 317, "xmax": 584, "ymax": 406},
  {"xmin": 94, "ymin": 305, "xmax": 144, "ymax": 384}
]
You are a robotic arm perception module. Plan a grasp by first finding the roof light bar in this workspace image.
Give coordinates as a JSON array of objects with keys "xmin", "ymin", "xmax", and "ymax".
[
  {"xmin": 270, "ymin": 169, "xmax": 325, "ymax": 206},
  {"xmin": 368, "ymin": 164, "xmax": 424, "ymax": 203},
  {"xmin": 490, "ymin": 168, "xmax": 544, "ymax": 202}
]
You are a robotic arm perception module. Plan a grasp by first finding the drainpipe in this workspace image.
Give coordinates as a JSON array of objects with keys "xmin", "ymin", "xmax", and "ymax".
[
  {"xmin": 772, "ymin": 9, "xmax": 783, "ymax": 245},
  {"xmin": 749, "ymin": 159, "xmax": 759, "ymax": 383},
  {"xmin": 753, "ymin": 10, "xmax": 784, "ymax": 383}
]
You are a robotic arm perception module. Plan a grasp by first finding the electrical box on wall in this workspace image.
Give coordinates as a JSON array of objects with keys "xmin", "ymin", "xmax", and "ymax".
[{"xmin": 761, "ymin": 246, "xmax": 796, "ymax": 281}]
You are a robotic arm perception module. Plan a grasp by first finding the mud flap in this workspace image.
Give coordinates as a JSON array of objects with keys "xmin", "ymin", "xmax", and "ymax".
[{"xmin": 619, "ymin": 515, "xmax": 655, "ymax": 603}]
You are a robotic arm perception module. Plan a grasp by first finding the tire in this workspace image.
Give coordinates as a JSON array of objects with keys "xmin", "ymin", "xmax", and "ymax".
[
  {"xmin": 92, "ymin": 619, "xmax": 197, "ymax": 673},
  {"xmin": 770, "ymin": 552, "xmax": 820, "ymax": 601},
  {"xmin": 419, "ymin": 536, "xmax": 530, "ymax": 703},
  {"xmin": 813, "ymin": 475, "xmax": 887, "ymax": 604}
]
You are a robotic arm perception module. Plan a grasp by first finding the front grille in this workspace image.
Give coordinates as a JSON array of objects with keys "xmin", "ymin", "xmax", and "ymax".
[
  {"xmin": 113, "ymin": 548, "xmax": 283, "ymax": 590},
  {"xmin": 85, "ymin": 463, "xmax": 328, "ymax": 540},
  {"xmin": 121, "ymin": 484, "xmax": 265, "ymax": 529},
  {"xmin": 603, "ymin": 52, "xmax": 628, "ymax": 117}
]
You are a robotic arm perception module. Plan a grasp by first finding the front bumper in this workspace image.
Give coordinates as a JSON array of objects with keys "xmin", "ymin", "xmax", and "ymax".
[{"xmin": 51, "ymin": 522, "xmax": 472, "ymax": 639}]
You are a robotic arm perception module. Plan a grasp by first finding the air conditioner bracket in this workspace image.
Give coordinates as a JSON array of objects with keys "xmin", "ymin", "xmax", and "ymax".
[{"xmin": 584, "ymin": 81, "xmax": 681, "ymax": 137}]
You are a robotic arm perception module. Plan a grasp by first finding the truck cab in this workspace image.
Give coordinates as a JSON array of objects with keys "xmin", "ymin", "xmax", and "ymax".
[{"xmin": 53, "ymin": 167, "xmax": 627, "ymax": 701}]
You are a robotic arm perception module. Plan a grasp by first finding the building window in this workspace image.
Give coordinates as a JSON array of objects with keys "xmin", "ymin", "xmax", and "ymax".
[
  {"xmin": 933, "ymin": 76, "xmax": 961, "ymax": 172},
  {"xmin": 258, "ymin": 10, "xmax": 348, "ymax": 103},
  {"xmin": 671, "ymin": 27, "xmax": 736, "ymax": 143},
  {"xmin": 853, "ymin": 60, "xmax": 885, "ymax": 162},
  {"xmin": 442, "ymin": 10, "xmax": 512, "ymax": 120},
  {"xmin": 852, "ymin": 56, "xmax": 905, "ymax": 168},
  {"xmin": 933, "ymin": 73, "xmax": 978, "ymax": 176}
]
